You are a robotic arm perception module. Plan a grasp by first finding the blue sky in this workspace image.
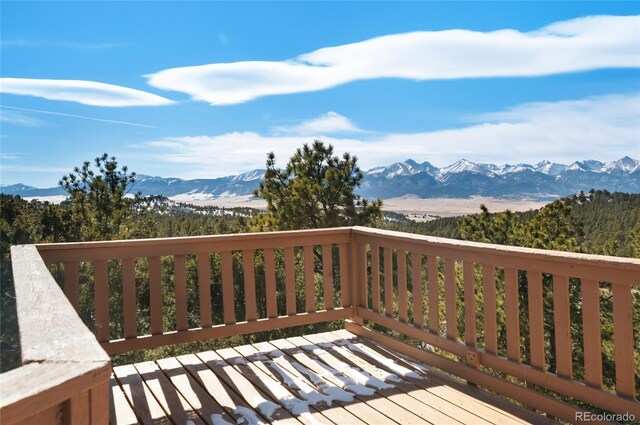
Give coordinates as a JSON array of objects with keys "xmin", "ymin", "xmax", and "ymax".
[{"xmin": 1, "ymin": 1, "xmax": 639, "ymax": 186}]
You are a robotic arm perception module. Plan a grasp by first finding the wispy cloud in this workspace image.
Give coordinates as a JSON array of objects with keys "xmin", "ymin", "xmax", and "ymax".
[
  {"xmin": 1, "ymin": 39, "xmax": 124, "ymax": 49},
  {"xmin": 0, "ymin": 39, "xmax": 34, "ymax": 47},
  {"xmin": 218, "ymin": 31, "xmax": 228, "ymax": 45},
  {"xmin": 147, "ymin": 15, "xmax": 640, "ymax": 106},
  {"xmin": 0, "ymin": 109, "xmax": 47, "ymax": 127},
  {"xmin": 0, "ymin": 153, "xmax": 22, "ymax": 160},
  {"xmin": 271, "ymin": 111, "xmax": 364, "ymax": 135},
  {"xmin": 1, "ymin": 105, "xmax": 154, "ymax": 128},
  {"xmin": 1, "ymin": 165, "xmax": 70, "ymax": 173},
  {"xmin": 136, "ymin": 93, "xmax": 639, "ymax": 178},
  {"xmin": 0, "ymin": 78, "xmax": 175, "ymax": 107}
]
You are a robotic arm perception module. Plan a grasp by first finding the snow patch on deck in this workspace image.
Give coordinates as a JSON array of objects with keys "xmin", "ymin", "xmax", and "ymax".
[
  {"xmin": 346, "ymin": 342, "xmax": 423, "ymax": 379},
  {"xmin": 210, "ymin": 414, "xmax": 236, "ymax": 425},
  {"xmin": 234, "ymin": 406, "xmax": 266, "ymax": 425}
]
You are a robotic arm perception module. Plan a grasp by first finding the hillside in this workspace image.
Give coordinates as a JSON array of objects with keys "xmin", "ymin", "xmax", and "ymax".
[{"xmin": 384, "ymin": 190, "xmax": 640, "ymax": 258}]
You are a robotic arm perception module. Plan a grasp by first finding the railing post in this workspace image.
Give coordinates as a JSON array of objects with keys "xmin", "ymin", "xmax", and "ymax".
[{"xmin": 349, "ymin": 231, "xmax": 365, "ymax": 324}]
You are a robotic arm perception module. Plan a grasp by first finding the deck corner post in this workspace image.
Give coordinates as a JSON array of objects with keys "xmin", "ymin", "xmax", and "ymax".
[{"xmin": 88, "ymin": 379, "xmax": 110, "ymax": 425}]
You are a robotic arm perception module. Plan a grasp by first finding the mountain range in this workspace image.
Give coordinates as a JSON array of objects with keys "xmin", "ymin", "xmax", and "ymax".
[{"xmin": 2, "ymin": 156, "xmax": 638, "ymax": 201}]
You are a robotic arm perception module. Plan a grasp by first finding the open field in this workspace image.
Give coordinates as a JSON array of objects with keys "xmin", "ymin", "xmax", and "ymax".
[
  {"xmin": 23, "ymin": 194, "xmax": 549, "ymax": 217},
  {"xmin": 170, "ymin": 194, "xmax": 547, "ymax": 217},
  {"xmin": 381, "ymin": 195, "xmax": 549, "ymax": 217}
]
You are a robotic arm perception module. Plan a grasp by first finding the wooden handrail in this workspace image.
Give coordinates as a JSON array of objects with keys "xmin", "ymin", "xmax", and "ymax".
[
  {"xmin": 4, "ymin": 226, "xmax": 639, "ymax": 424},
  {"xmin": 0, "ymin": 245, "xmax": 111, "ymax": 424},
  {"xmin": 352, "ymin": 226, "xmax": 640, "ymax": 283}
]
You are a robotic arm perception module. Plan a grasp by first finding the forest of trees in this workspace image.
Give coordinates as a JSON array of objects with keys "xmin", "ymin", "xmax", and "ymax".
[
  {"xmin": 1, "ymin": 146, "xmax": 639, "ymax": 409},
  {"xmin": 385, "ymin": 190, "xmax": 640, "ymax": 258}
]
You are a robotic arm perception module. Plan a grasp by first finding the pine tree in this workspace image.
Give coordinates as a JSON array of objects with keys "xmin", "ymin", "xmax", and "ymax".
[
  {"xmin": 252, "ymin": 141, "xmax": 383, "ymax": 230},
  {"xmin": 59, "ymin": 153, "xmax": 140, "ymax": 240}
]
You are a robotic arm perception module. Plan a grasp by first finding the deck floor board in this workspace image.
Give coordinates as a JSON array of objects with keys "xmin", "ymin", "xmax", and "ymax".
[{"xmin": 109, "ymin": 330, "xmax": 558, "ymax": 424}]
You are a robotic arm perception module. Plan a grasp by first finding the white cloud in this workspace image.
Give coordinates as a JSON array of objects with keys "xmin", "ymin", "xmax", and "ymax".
[
  {"xmin": 0, "ymin": 78, "xmax": 174, "ymax": 107},
  {"xmin": 135, "ymin": 93, "xmax": 639, "ymax": 177},
  {"xmin": 271, "ymin": 111, "xmax": 363, "ymax": 135},
  {"xmin": 147, "ymin": 15, "xmax": 640, "ymax": 105}
]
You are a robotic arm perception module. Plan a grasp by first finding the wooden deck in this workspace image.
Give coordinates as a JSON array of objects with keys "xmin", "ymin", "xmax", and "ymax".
[{"xmin": 109, "ymin": 330, "xmax": 556, "ymax": 425}]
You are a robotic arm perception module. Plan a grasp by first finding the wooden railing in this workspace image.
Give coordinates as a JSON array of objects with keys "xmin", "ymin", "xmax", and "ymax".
[
  {"xmin": 34, "ymin": 227, "xmax": 354, "ymax": 355},
  {"xmin": 2, "ymin": 226, "xmax": 639, "ymax": 424},
  {"xmin": 1, "ymin": 246, "xmax": 111, "ymax": 424},
  {"xmin": 347, "ymin": 227, "xmax": 640, "ymax": 422}
]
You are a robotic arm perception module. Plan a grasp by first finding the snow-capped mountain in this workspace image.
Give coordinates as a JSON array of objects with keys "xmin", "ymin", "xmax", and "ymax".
[
  {"xmin": 359, "ymin": 156, "xmax": 639, "ymax": 199},
  {"xmin": 2, "ymin": 157, "xmax": 638, "ymax": 202},
  {"xmin": 132, "ymin": 169, "xmax": 266, "ymax": 197},
  {"xmin": 533, "ymin": 160, "xmax": 566, "ymax": 176},
  {"xmin": 366, "ymin": 159, "xmax": 438, "ymax": 179}
]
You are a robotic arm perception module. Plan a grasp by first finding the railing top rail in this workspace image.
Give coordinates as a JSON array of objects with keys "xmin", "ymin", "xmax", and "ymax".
[
  {"xmin": 36, "ymin": 226, "xmax": 351, "ymax": 250},
  {"xmin": 34, "ymin": 225, "xmax": 640, "ymax": 271},
  {"xmin": 353, "ymin": 226, "xmax": 640, "ymax": 271},
  {"xmin": 10, "ymin": 245, "xmax": 110, "ymax": 363},
  {"xmin": 35, "ymin": 226, "xmax": 353, "ymax": 263}
]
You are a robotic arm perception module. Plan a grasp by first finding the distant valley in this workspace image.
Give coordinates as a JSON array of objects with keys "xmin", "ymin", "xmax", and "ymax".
[{"xmin": 2, "ymin": 156, "xmax": 638, "ymax": 204}]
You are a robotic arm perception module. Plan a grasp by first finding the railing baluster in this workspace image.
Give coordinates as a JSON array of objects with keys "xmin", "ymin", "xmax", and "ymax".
[
  {"xmin": 582, "ymin": 279, "xmax": 602, "ymax": 388},
  {"xmin": 221, "ymin": 251, "xmax": 235, "ymax": 324},
  {"xmin": 242, "ymin": 250, "xmax": 257, "ymax": 321},
  {"xmin": 93, "ymin": 260, "xmax": 109, "ymax": 342},
  {"xmin": 149, "ymin": 256, "xmax": 162, "ymax": 335},
  {"xmin": 612, "ymin": 282, "xmax": 635, "ymax": 398},
  {"xmin": 174, "ymin": 255, "xmax": 188, "ymax": 331},
  {"xmin": 284, "ymin": 247, "xmax": 296, "ymax": 315},
  {"xmin": 411, "ymin": 252, "xmax": 423, "ymax": 327},
  {"xmin": 384, "ymin": 247, "xmax": 393, "ymax": 317},
  {"xmin": 445, "ymin": 258, "xmax": 456, "ymax": 340},
  {"xmin": 339, "ymin": 242, "xmax": 350, "ymax": 307},
  {"xmin": 553, "ymin": 274, "xmax": 572, "ymax": 379},
  {"xmin": 264, "ymin": 248, "xmax": 277, "ymax": 319},
  {"xmin": 371, "ymin": 244, "xmax": 380, "ymax": 312},
  {"xmin": 322, "ymin": 244, "xmax": 334, "ymax": 310},
  {"xmin": 122, "ymin": 258, "xmax": 137, "ymax": 338},
  {"xmin": 64, "ymin": 261, "xmax": 80, "ymax": 311},
  {"xmin": 398, "ymin": 250, "xmax": 408, "ymax": 322},
  {"xmin": 304, "ymin": 246, "xmax": 315, "ymax": 313},
  {"xmin": 527, "ymin": 271, "xmax": 544, "ymax": 370},
  {"xmin": 463, "ymin": 261, "xmax": 476, "ymax": 347},
  {"xmin": 483, "ymin": 265, "xmax": 497, "ymax": 354},
  {"xmin": 427, "ymin": 255, "xmax": 439, "ymax": 334},
  {"xmin": 198, "ymin": 253, "xmax": 212, "ymax": 328},
  {"xmin": 505, "ymin": 267, "xmax": 520, "ymax": 362}
]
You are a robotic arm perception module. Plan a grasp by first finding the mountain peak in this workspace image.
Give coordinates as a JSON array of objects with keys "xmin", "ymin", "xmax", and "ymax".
[
  {"xmin": 617, "ymin": 156, "xmax": 639, "ymax": 172},
  {"xmin": 441, "ymin": 159, "xmax": 483, "ymax": 174}
]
